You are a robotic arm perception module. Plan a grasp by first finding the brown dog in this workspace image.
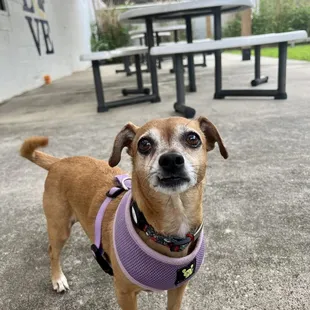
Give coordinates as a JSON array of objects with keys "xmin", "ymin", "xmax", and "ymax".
[{"xmin": 20, "ymin": 116, "xmax": 228, "ymax": 310}]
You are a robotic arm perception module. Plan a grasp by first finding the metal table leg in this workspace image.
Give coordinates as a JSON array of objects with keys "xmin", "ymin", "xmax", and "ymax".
[
  {"xmin": 124, "ymin": 56, "xmax": 132, "ymax": 75},
  {"xmin": 135, "ymin": 54, "xmax": 145, "ymax": 91},
  {"xmin": 139, "ymin": 37, "xmax": 146, "ymax": 64},
  {"xmin": 122, "ymin": 54, "xmax": 150, "ymax": 96},
  {"xmin": 213, "ymin": 7, "xmax": 224, "ymax": 99},
  {"xmin": 275, "ymin": 42, "xmax": 288, "ymax": 99},
  {"xmin": 144, "ymin": 33, "xmax": 150, "ymax": 73},
  {"xmin": 185, "ymin": 16, "xmax": 196, "ymax": 92},
  {"xmin": 251, "ymin": 45, "xmax": 268, "ymax": 86},
  {"xmin": 156, "ymin": 32, "xmax": 162, "ymax": 69},
  {"xmin": 173, "ymin": 55, "xmax": 196, "ymax": 118},
  {"xmin": 174, "ymin": 30, "xmax": 179, "ymax": 43},
  {"xmin": 145, "ymin": 18, "xmax": 160, "ymax": 103},
  {"xmin": 170, "ymin": 30, "xmax": 183, "ymax": 74},
  {"xmin": 115, "ymin": 56, "xmax": 132, "ymax": 76},
  {"xmin": 92, "ymin": 60, "xmax": 108, "ymax": 112},
  {"xmin": 202, "ymin": 53, "xmax": 207, "ymax": 67}
]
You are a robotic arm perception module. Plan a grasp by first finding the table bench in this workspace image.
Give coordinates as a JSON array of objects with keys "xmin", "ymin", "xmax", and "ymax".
[
  {"xmin": 80, "ymin": 46, "xmax": 159, "ymax": 112},
  {"xmin": 130, "ymin": 32, "xmax": 171, "ymax": 41},
  {"xmin": 151, "ymin": 30, "xmax": 308, "ymax": 118},
  {"xmin": 160, "ymin": 39, "xmax": 213, "ymax": 72}
]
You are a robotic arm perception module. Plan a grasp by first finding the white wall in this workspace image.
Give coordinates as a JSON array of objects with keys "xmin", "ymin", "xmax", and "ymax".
[{"xmin": 0, "ymin": 0, "xmax": 94, "ymax": 103}]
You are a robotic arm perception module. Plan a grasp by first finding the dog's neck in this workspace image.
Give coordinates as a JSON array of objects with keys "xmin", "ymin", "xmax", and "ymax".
[{"xmin": 131, "ymin": 172, "xmax": 204, "ymax": 238}]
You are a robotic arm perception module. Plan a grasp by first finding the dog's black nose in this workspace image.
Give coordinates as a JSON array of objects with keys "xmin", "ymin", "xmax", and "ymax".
[{"xmin": 159, "ymin": 152, "xmax": 184, "ymax": 172}]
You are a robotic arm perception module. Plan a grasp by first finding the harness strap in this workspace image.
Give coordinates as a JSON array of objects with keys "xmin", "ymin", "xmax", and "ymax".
[{"xmin": 91, "ymin": 175, "xmax": 131, "ymax": 276}]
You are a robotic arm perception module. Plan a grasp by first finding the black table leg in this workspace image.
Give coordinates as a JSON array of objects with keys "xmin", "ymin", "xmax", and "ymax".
[
  {"xmin": 145, "ymin": 18, "xmax": 160, "ymax": 103},
  {"xmin": 242, "ymin": 48, "xmax": 251, "ymax": 61},
  {"xmin": 173, "ymin": 55, "xmax": 196, "ymax": 118},
  {"xmin": 251, "ymin": 45, "xmax": 268, "ymax": 86},
  {"xmin": 174, "ymin": 30, "xmax": 179, "ymax": 43},
  {"xmin": 135, "ymin": 54, "xmax": 144, "ymax": 91},
  {"xmin": 185, "ymin": 16, "xmax": 196, "ymax": 92},
  {"xmin": 275, "ymin": 42, "xmax": 288, "ymax": 99},
  {"xmin": 213, "ymin": 7, "xmax": 224, "ymax": 99},
  {"xmin": 122, "ymin": 54, "xmax": 150, "ymax": 96},
  {"xmin": 202, "ymin": 53, "xmax": 207, "ymax": 67},
  {"xmin": 156, "ymin": 32, "xmax": 162, "ymax": 69},
  {"xmin": 124, "ymin": 56, "xmax": 132, "ymax": 76},
  {"xmin": 139, "ymin": 37, "xmax": 146, "ymax": 64},
  {"xmin": 144, "ymin": 33, "xmax": 150, "ymax": 72},
  {"xmin": 115, "ymin": 56, "xmax": 132, "ymax": 76},
  {"xmin": 92, "ymin": 60, "xmax": 108, "ymax": 112},
  {"xmin": 170, "ymin": 30, "xmax": 183, "ymax": 74}
]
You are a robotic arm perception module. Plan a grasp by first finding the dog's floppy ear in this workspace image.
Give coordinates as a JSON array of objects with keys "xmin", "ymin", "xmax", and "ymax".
[
  {"xmin": 109, "ymin": 122, "xmax": 139, "ymax": 167},
  {"xmin": 198, "ymin": 116, "xmax": 228, "ymax": 159}
]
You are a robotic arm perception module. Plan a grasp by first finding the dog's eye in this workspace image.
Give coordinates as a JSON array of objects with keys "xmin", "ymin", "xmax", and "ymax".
[
  {"xmin": 138, "ymin": 138, "xmax": 152, "ymax": 155},
  {"xmin": 185, "ymin": 132, "xmax": 201, "ymax": 148}
]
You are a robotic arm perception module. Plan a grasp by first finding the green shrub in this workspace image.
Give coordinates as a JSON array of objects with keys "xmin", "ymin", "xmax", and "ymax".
[
  {"xmin": 288, "ymin": 6, "xmax": 310, "ymax": 34},
  {"xmin": 251, "ymin": 12, "xmax": 277, "ymax": 35},
  {"xmin": 223, "ymin": 14, "xmax": 242, "ymax": 38},
  {"xmin": 91, "ymin": 7, "xmax": 131, "ymax": 52},
  {"xmin": 223, "ymin": 0, "xmax": 310, "ymax": 38}
]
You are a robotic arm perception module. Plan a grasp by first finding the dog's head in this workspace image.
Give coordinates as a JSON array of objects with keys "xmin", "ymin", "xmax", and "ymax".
[{"xmin": 109, "ymin": 117, "xmax": 228, "ymax": 195}]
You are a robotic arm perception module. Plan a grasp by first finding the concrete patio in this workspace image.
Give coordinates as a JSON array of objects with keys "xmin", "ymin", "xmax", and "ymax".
[{"xmin": 1, "ymin": 54, "xmax": 310, "ymax": 309}]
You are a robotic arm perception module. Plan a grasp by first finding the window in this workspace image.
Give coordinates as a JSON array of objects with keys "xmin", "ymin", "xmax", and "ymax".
[{"xmin": 0, "ymin": 0, "xmax": 6, "ymax": 11}]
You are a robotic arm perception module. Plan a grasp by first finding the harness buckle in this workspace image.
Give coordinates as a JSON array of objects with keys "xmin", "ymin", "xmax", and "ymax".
[
  {"xmin": 119, "ymin": 176, "xmax": 131, "ymax": 191},
  {"xmin": 91, "ymin": 244, "xmax": 114, "ymax": 276}
]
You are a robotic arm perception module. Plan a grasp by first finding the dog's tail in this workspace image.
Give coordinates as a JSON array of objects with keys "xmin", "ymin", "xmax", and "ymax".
[{"xmin": 20, "ymin": 137, "xmax": 60, "ymax": 171}]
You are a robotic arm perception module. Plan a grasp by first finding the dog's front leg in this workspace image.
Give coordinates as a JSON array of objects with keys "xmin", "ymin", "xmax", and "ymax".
[
  {"xmin": 115, "ymin": 290, "xmax": 138, "ymax": 310},
  {"xmin": 167, "ymin": 283, "xmax": 188, "ymax": 310},
  {"xmin": 114, "ymin": 281, "xmax": 138, "ymax": 310}
]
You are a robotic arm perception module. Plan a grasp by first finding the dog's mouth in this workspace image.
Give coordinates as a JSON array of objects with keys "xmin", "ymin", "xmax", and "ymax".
[{"xmin": 157, "ymin": 175, "xmax": 190, "ymax": 188}]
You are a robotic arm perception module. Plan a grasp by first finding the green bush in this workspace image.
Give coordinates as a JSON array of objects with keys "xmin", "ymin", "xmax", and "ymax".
[
  {"xmin": 288, "ymin": 6, "xmax": 310, "ymax": 34},
  {"xmin": 223, "ymin": 0, "xmax": 310, "ymax": 38},
  {"xmin": 91, "ymin": 7, "xmax": 131, "ymax": 52},
  {"xmin": 252, "ymin": 12, "xmax": 277, "ymax": 35},
  {"xmin": 223, "ymin": 14, "xmax": 242, "ymax": 38}
]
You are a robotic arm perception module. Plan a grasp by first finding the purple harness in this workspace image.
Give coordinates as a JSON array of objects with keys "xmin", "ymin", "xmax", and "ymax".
[{"xmin": 92, "ymin": 175, "xmax": 205, "ymax": 291}]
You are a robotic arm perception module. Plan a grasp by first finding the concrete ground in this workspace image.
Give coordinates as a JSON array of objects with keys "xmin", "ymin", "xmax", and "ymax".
[{"xmin": 1, "ymin": 54, "xmax": 310, "ymax": 310}]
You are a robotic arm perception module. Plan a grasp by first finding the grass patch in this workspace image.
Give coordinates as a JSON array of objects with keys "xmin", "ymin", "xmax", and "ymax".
[{"xmin": 227, "ymin": 44, "xmax": 310, "ymax": 61}]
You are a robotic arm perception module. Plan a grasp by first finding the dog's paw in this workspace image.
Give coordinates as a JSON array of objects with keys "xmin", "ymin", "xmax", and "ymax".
[{"xmin": 52, "ymin": 273, "xmax": 69, "ymax": 293}]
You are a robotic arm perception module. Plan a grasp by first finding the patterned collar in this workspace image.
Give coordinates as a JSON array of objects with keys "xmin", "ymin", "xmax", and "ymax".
[{"xmin": 130, "ymin": 202, "xmax": 204, "ymax": 252}]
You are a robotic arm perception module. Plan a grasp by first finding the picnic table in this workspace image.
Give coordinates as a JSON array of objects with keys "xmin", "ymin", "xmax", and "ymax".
[
  {"xmin": 83, "ymin": 1, "xmax": 306, "ymax": 116},
  {"xmin": 119, "ymin": 0, "xmax": 253, "ymax": 102}
]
